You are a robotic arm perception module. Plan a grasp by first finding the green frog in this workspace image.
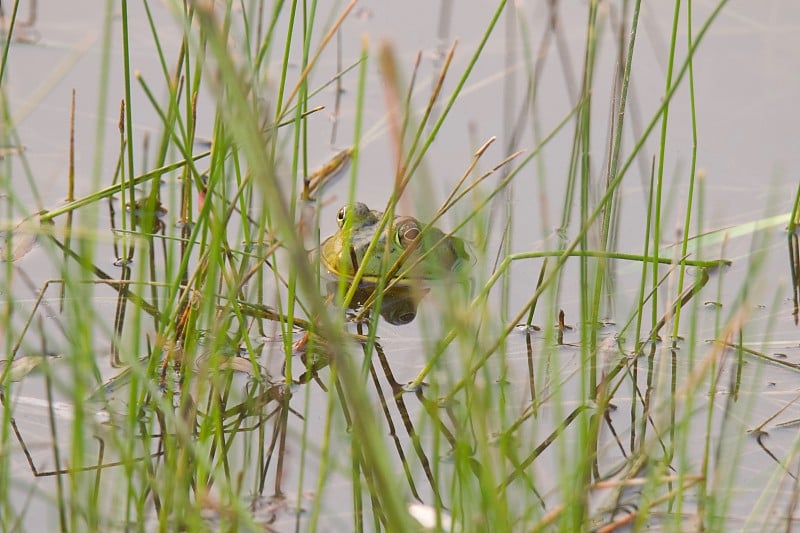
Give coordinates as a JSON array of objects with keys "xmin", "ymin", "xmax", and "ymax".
[{"xmin": 320, "ymin": 202, "xmax": 470, "ymax": 283}]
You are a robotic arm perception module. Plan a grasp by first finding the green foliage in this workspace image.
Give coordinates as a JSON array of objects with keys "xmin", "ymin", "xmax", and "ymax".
[{"xmin": 4, "ymin": 0, "xmax": 798, "ymax": 531}]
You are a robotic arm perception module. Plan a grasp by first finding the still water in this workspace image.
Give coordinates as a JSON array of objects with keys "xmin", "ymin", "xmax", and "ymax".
[{"xmin": 2, "ymin": 1, "xmax": 800, "ymax": 530}]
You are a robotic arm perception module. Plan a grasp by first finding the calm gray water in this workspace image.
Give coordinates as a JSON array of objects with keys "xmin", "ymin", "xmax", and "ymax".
[{"xmin": 3, "ymin": 1, "xmax": 800, "ymax": 530}]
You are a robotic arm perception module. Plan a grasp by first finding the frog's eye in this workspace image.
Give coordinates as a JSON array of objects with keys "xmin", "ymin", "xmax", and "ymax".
[
  {"xmin": 396, "ymin": 218, "xmax": 421, "ymax": 248},
  {"xmin": 336, "ymin": 206, "xmax": 347, "ymax": 228}
]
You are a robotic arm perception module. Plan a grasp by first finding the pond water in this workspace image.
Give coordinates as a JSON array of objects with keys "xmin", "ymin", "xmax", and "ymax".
[{"xmin": 2, "ymin": 0, "xmax": 800, "ymax": 530}]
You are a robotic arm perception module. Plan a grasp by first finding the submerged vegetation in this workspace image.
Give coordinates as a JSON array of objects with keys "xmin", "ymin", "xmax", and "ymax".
[{"xmin": 1, "ymin": 0, "xmax": 799, "ymax": 531}]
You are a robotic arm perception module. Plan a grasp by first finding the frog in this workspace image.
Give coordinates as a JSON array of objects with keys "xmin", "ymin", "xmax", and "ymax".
[{"xmin": 320, "ymin": 202, "xmax": 470, "ymax": 283}]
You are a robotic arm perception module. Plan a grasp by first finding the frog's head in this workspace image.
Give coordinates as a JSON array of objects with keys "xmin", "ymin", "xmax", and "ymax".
[{"xmin": 320, "ymin": 203, "xmax": 470, "ymax": 283}]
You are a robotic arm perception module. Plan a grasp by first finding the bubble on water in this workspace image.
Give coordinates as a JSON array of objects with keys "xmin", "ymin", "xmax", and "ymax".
[
  {"xmin": 401, "ymin": 381, "xmax": 423, "ymax": 393},
  {"xmin": 113, "ymin": 257, "xmax": 133, "ymax": 267},
  {"xmin": 408, "ymin": 503, "xmax": 453, "ymax": 530}
]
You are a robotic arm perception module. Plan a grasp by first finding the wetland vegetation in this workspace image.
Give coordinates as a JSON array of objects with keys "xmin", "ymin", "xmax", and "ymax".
[{"xmin": 1, "ymin": 0, "xmax": 800, "ymax": 531}]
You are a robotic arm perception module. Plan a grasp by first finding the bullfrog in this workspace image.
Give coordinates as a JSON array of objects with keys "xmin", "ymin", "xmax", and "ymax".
[{"xmin": 320, "ymin": 202, "xmax": 470, "ymax": 283}]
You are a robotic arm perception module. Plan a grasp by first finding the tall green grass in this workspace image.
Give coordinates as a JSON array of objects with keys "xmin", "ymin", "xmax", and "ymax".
[{"xmin": 3, "ymin": 0, "xmax": 797, "ymax": 531}]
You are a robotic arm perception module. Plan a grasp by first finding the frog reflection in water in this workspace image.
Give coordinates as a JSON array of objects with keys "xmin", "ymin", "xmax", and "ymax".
[
  {"xmin": 320, "ymin": 202, "xmax": 470, "ymax": 324},
  {"xmin": 324, "ymin": 281, "xmax": 424, "ymax": 325}
]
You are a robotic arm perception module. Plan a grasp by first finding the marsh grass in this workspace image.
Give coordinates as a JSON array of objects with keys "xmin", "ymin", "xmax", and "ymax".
[{"xmin": 1, "ymin": 0, "xmax": 798, "ymax": 531}]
